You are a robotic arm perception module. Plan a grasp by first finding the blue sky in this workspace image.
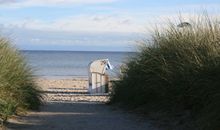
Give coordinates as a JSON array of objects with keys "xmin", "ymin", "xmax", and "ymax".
[{"xmin": 0, "ymin": 0, "xmax": 219, "ymax": 51}]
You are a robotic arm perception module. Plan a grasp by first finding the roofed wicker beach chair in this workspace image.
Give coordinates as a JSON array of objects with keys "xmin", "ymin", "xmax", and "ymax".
[{"xmin": 88, "ymin": 59, "xmax": 113, "ymax": 94}]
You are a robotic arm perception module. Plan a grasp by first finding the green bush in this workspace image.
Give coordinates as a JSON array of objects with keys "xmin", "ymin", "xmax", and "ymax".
[
  {"xmin": 0, "ymin": 36, "xmax": 42, "ymax": 124},
  {"xmin": 110, "ymin": 15, "xmax": 220, "ymax": 130}
]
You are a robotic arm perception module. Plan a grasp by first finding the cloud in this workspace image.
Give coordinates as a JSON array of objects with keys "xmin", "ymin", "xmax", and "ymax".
[
  {"xmin": 3, "ymin": 14, "xmax": 143, "ymax": 33},
  {"xmin": 3, "ymin": 27, "xmax": 139, "ymax": 51},
  {"xmin": 0, "ymin": 0, "xmax": 16, "ymax": 4},
  {"xmin": 0, "ymin": 0, "xmax": 117, "ymax": 8}
]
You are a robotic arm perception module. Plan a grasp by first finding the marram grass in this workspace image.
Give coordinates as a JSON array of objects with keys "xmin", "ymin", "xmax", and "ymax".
[
  {"xmin": 110, "ymin": 15, "xmax": 220, "ymax": 130},
  {"xmin": 0, "ymin": 37, "xmax": 42, "ymax": 125}
]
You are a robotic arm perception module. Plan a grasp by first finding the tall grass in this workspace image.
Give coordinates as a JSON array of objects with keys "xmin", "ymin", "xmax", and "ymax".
[
  {"xmin": 0, "ymin": 36, "xmax": 42, "ymax": 125},
  {"xmin": 110, "ymin": 15, "xmax": 220, "ymax": 130}
]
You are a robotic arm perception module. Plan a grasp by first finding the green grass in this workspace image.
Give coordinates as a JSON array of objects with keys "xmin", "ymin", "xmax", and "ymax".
[
  {"xmin": 110, "ymin": 15, "xmax": 220, "ymax": 130},
  {"xmin": 0, "ymin": 36, "xmax": 42, "ymax": 125}
]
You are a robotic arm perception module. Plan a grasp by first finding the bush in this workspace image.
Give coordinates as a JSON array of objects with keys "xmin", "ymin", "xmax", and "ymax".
[
  {"xmin": 110, "ymin": 15, "xmax": 220, "ymax": 130},
  {"xmin": 0, "ymin": 37, "xmax": 42, "ymax": 124}
]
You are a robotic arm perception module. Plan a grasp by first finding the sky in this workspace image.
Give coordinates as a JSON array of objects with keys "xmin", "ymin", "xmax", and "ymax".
[{"xmin": 0, "ymin": 0, "xmax": 220, "ymax": 52}]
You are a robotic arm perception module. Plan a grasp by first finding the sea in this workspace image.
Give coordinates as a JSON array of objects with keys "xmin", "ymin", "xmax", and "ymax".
[{"xmin": 21, "ymin": 50, "xmax": 134, "ymax": 79}]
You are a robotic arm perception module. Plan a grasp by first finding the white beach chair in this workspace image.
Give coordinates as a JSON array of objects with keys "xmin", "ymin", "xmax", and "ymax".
[{"xmin": 88, "ymin": 59, "xmax": 113, "ymax": 94}]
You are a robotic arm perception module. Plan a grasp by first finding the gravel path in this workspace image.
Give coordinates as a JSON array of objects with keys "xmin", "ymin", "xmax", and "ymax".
[{"xmin": 8, "ymin": 102, "xmax": 158, "ymax": 130}]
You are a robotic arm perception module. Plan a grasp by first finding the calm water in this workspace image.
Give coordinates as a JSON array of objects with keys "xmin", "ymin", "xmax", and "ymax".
[{"xmin": 22, "ymin": 50, "xmax": 134, "ymax": 79}]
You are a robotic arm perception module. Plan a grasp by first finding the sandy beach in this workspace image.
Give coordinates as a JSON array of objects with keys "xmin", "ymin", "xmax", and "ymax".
[
  {"xmin": 35, "ymin": 78, "xmax": 110, "ymax": 102},
  {"xmin": 35, "ymin": 78, "xmax": 89, "ymax": 90},
  {"xmin": 5, "ymin": 78, "xmax": 158, "ymax": 130},
  {"xmin": 7, "ymin": 102, "xmax": 157, "ymax": 130}
]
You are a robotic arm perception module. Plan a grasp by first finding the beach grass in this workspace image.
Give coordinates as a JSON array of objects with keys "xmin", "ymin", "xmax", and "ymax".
[
  {"xmin": 110, "ymin": 15, "xmax": 220, "ymax": 130},
  {"xmin": 0, "ymin": 36, "xmax": 42, "ymax": 125}
]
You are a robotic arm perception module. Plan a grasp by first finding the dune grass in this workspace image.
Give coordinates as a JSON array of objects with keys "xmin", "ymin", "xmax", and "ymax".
[
  {"xmin": 0, "ymin": 36, "xmax": 42, "ymax": 125},
  {"xmin": 110, "ymin": 15, "xmax": 220, "ymax": 130}
]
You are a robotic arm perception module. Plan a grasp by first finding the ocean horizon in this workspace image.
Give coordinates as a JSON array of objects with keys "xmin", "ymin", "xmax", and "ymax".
[{"xmin": 21, "ymin": 50, "xmax": 135, "ymax": 79}]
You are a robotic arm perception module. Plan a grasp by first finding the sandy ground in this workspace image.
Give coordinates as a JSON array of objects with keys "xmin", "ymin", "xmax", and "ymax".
[
  {"xmin": 6, "ymin": 78, "xmax": 159, "ymax": 130},
  {"xmin": 7, "ymin": 102, "xmax": 157, "ymax": 130},
  {"xmin": 35, "ymin": 78, "xmax": 109, "ymax": 102},
  {"xmin": 35, "ymin": 78, "xmax": 88, "ymax": 90}
]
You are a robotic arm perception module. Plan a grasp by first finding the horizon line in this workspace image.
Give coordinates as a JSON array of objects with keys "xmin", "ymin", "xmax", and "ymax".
[{"xmin": 20, "ymin": 49, "xmax": 136, "ymax": 53}]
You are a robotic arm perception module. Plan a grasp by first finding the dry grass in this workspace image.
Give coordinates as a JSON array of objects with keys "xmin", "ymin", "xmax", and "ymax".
[
  {"xmin": 110, "ymin": 15, "xmax": 220, "ymax": 130},
  {"xmin": 0, "ymin": 36, "xmax": 42, "ymax": 125}
]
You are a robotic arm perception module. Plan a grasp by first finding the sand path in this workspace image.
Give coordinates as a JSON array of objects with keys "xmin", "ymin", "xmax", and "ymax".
[
  {"xmin": 6, "ymin": 79, "xmax": 158, "ymax": 130},
  {"xmin": 8, "ymin": 101, "xmax": 158, "ymax": 130}
]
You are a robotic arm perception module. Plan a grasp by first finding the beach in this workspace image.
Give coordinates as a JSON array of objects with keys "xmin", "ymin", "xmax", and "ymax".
[
  {"xmin": 22, "ymin": 50, "xmax": 125, "ymax": 103},
  {"xmin": 35, "ymin": 78, "xmax": 88, "ymax": 90},
  {"xmin": 8, "ymin": 102, "xmax": 156, "ymax": 130},
  {"xmin": 6, "ymin": 78, "xmax": 158, "ymax": 130},
  {"xmin": 2, "ymin": 51, "xmax": 159, "ymax": 130},
  {"xmin": 35, "ymin": 78, "xmax": 110, "ymax": 102}
]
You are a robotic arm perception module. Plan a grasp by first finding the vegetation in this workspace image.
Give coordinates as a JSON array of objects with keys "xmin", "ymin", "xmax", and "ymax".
[
  {"xmin": 0, "ymin": 36, "xmax": 42, "ymax": 126},
  {"xmin": 110, "ymin": 15, "xmax": 220, "ymax": 130}
]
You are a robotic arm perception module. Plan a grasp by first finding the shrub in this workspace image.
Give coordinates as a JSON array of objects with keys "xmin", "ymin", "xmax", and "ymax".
[
  {"xmin": 0, "ymin": 36, "xmax": 42, "ymax": 125},
  {"xmin": 110, "ymin": 15, "xmax": 220, "ymax": 130}
]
